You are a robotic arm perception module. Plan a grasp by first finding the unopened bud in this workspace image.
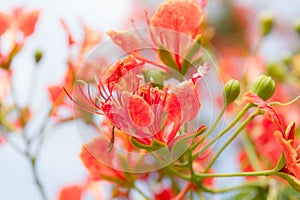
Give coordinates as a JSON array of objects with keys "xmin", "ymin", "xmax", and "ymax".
[
  {"xmin": 224, "ymin": 79, "xmax": 240, "ymax": 106},
  {"xmin": 34, "ymin": 50, "xmax": 43, "ymax": 64},
  {"xmin": 294, "ymin": 19, "xmax": 300, "ymax": 36},
  {"xmin": 250, "ymin": 75, "xmax": 275, "ymax": 101},
  {"xmin": 143, "ymin": 69, "xmax": 163, "ymax": 89},
  {"xmin": 260, "ymin": 11, "xmax": 274, "ymax": 36},
  {"xmin": 266, "ymin": 63, "xmax": 286, "ymax": 81}
]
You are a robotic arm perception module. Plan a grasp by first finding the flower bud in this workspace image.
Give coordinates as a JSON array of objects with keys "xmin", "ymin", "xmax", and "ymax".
[
  {"xmin": 266, "ymin": 63, "xmax": 286, "ymax": 81},
  {"xmin": 34, "ymin": 50, "xmax": 43, "ymax": 64},
  {"xmin": 250, "ymin": 75, "xmax": 275, "ymax": 101},
  {"xmin": 294, "ymin": 19, "xmax": 300, "ymax": 36},
  {"xmin": 143, "ymin": 69, "xmax": 163, "ymax": 89},
  {"xmin": 260, "ymin": 11, "xmax": 274, "ymax": 36},
  {"xmin": 224, "ymin": 79, "xmax": 240, "ymax": 106}
]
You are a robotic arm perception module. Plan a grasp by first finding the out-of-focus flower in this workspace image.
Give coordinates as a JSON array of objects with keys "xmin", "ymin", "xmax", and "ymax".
[
  {"xmin": 154, "ymin": 188, "xmax": 176, "ymax": 200},
  {"xmin": 58, "ymin": 185, "xmax": 83, "ymax": 200},
  {"xmin": 48, "ymin": 20, "xmax": 102, "ymax": 120},
  {"xmin": 150, "ymin": 0, "xmax": 204, "ymax": 38},
  {"xmin": 0, "ymin": 7, "xmax": 40, "ymax": 37},
  {"xmin": 274, "ymin": 122, "xmax": 300, "ymax": 178},
  {"xmin": 80, "ymin": 137, "xmax": 127, "ymax": 182}
]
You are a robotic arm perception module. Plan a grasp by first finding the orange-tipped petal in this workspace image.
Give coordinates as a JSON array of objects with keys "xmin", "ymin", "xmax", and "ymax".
[
  {"xmin": 129, "ymin": 95, "xmax": 154, "ymax": 127},
  {"xmin": 107, "ymin": 30, "xmax": 141, "ymax": 56},
  {"xmin": 80, "ymin": 22, "xmax": 102, "ymax": 54},
  {"xmin": 274, "ymin": 129, "xmax": 300, "ymax": 178}
]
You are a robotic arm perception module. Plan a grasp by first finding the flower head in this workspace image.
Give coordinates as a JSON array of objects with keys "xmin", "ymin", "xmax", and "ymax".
[{"xmin": 151, "ymin": 0, "xmax": 204, "ymax": 38}]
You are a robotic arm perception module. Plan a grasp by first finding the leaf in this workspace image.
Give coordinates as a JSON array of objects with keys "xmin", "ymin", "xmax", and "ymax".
[
  {"xmin": 181, "ymin": 34, "xmax": 202, "ymax": 75},
  {"xmin": 158, "ymin": 43, "xmax": 178, "ymax": 71}
]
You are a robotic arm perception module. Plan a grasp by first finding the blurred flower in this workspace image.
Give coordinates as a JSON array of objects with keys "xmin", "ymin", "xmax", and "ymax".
[
  {"xmin": 80, "ymin": 137, "xmax": 127, "ymax": 182},
  {"xmin": 150, "ymin": 0, "xmax": 204, "ymax": 38},
  {"xmin": 0, "ymin": 7, "xmax": 40, "ymax": 37},
  {"xmin": 58, "ymin": 185, "xmax": 83, "ymax": 200}
]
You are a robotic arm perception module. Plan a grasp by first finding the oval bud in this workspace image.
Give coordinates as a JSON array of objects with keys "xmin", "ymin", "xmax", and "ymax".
[
  {"xmin": 260, "ymin": 11, "xmax": 274, "ymax": 36},
  {"xmin": 35, "ymin": 50, "xmax": 43, "ymax": 64},
  {"xmin": 143, "ymin": 69, "xmax": 163, "ymax": 89},
  {"xmin": 224, "ymin": 79, "xmax": 240, "ymax": 106},
  {"xmin": 294, "ymin": 19, "xmax": 300, "ymax": 36},
  {"xmin": 250, "ymin": 75, "xmax": 275, "ymax": 101},
  {"xmin": 266, "ymin": 63, "xmax": 286, "ymax": 81}
]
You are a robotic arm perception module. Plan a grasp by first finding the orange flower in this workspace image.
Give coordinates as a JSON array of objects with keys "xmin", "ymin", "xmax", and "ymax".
[
  {"xmin": 58, "ymin": 185, "xmax": 83, "ymax": 200},
  {"xmin": 150, "ymin": 0, "xmax": 204, "ymax": 38},
  {"xmin": 274, "ymin": 122, "xmax": 300, "ymax": 178},
  {"xmin": 80, "ymin": 137, "xmax": 127, "ymax": 181},
  {"xmin": 89, "ymin": 56, "xmax": 204, "ymax": 145},
  {"xmin": 0, "ymin": 7, "xmax": 40, "ymax": 37}
]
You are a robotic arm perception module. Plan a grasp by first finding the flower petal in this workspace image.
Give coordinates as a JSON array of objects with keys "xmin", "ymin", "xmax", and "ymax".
[{"xmin": 128, "ymin": 95, "xmax": 154, "ymax": 127}]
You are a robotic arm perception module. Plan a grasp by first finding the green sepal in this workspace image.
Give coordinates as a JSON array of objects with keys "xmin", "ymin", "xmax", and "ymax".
[
  {"xmin": 181, "ymin": 34, "xmax": 202, "ymax": 75},
  {"xmin": 158, "ymin": 43, "xmax": 178, "ymax": 71}
]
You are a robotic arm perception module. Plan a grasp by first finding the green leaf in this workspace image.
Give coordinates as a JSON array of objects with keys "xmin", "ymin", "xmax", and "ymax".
[
  {"xmin": 158, "ymin": 43, "xmax": 178, "ymax": 71},
  {"xmin": 181, "ymin": 34, "xmax": 202, "ymax": 75},
  {"xmin": 274, "ymin": 153, "xmax": 286, "ymax": 171}
]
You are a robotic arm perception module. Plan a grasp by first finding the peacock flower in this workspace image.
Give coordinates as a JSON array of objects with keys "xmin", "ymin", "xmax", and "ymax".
[
  {"xmin": 150, "ymin": 0, "xmax": 204, "ymax": 38},
  {"xmin": 73, "ymin": 55, "xmax": 206, "ymax": 146},
  {"xmin": 80, "ymin": 137, "xmax": 127, "ymax": 182}
]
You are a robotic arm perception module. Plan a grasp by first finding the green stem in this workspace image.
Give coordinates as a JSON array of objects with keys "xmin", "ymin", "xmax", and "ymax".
[
  {"xmin": 195, "ymin": 169, "xmax": 275, "ymax": 178},
  {"xmin": 133, "ymin": 185, "xmax": 151, "ymax": 200},
  {"xmin": 191, "ymin": 105, "xmax": 226, "ymax": 151},
  {"xmin": 29, "ymin": 157, "xmax": 47, "ymax": 200},
  {"xmin": 202, "ymin": 181, "xmax": 267, "ymax": 193},
  {"xmin": 193, "ymin": 104, "xmax": 252, "ymax": 159},
  {"xmin": 203, "ymin": 108, "xmax": 260, "ymax": 172},
  {"xmin": 240, "ymin": 132, "xmax": 262, "ymax": 171}
]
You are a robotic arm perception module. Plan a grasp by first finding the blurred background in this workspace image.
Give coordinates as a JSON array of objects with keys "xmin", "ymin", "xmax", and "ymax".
[{"xmin": 0, "ymin": 0, "xmax": 300, "ymax": 199}]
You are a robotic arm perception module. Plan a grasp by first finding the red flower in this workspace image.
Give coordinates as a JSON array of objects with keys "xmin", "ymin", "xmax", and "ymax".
[
  {"xmin": 151, "ymin": 0, "xmax": 204, "ymax": 38},
  {"xmin": 0, "ymin": 7, "xmax": 40, "ymax": 37},
  {"xmin": 80, "ymin": 137, "xmax": 127, "ymax": 181},
  {"xmin": 85, "ymin": 56, "xmax": 204, "ymax": 145},
  {"xmin": 274, "ymin": 122, "xmax": 300, "ymax": 178}
]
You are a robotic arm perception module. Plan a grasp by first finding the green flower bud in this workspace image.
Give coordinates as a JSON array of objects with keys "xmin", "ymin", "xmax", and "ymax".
[
  {"xmin": 294, "ymin": 19, "xmax": 300, "ymax": 36},
  {"xmin": 34, "ymin": 50, "xmax": 43, "ymax": 64},
  {"xmin": 260, "ymin": 11, "xmax": 274, "ymax": 36},
  {"xmin": 250, "ymin": 75, "xmax": 275, "ymax": 101},
  {"xmin": 266, "ymin": 63, "xmax": 286, "ymax": 81},
  {"xmin": 143, "ymin": 69, "xmax": 163, "ymax": 89},
  {"xmin": 282, "ymin": 53, "xmax": 292, "ymax": 66},
  {"xmin": 224, "ymin": 79, "xmax": 241, "ymax": 106}
]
